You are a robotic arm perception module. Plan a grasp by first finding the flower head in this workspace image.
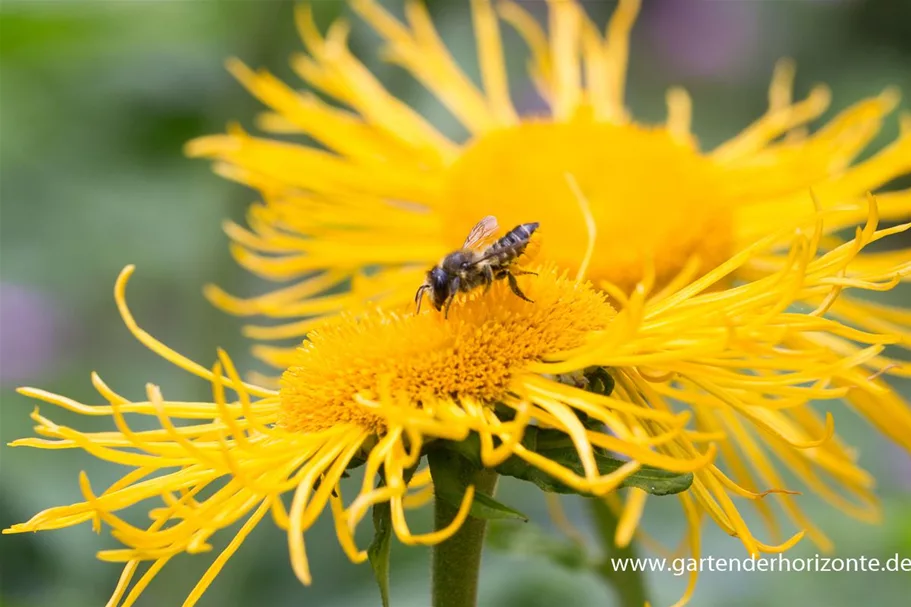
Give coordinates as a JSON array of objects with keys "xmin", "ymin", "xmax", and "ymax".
[
  {"xmin": 6, "ymin": 197, "xmax": 910, "ymax": 605},
  {"xmin": 279, "ymin": 263, "xmax": 610, "ymax": 433},
  {"xmin": 189, "ymin": 0, "xmax": 910, "ymax": 327}
]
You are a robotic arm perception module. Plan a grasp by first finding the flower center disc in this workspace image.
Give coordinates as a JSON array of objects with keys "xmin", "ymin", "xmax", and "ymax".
[{"xmin": 444, "ymin": 120, "xmax": 734, "ymax": 291}]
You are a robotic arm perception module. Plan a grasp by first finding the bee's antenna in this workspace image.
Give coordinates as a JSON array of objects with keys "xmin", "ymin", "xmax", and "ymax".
[{"xmin": 415, "ymin": 284, "xmax": 428, "ymax": 313}]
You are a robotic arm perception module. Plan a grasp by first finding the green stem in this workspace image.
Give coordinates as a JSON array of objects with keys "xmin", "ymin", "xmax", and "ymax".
[
  {"xmin": 429, "ymin": 451, "xmax": 499, "ymax": 607},
  {"xmin": 587, "ymin": 498, "xmax": 649, "ymax": 607}
]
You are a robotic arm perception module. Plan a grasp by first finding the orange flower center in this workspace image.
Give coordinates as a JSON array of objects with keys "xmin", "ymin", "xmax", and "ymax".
[{"xmin": 278, "ymin": 267, "xmax": 612, "ymax": 434}]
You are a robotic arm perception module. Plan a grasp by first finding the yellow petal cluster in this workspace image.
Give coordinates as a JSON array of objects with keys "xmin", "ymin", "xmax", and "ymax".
[{"xmin": 6, "ymin": 196, "xmax": 910, "ymax": 606}]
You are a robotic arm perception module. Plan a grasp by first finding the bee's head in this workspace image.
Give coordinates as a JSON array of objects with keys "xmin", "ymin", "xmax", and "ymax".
[{"xmin": 428, "ymin": 267, "xmax": 451, "ymax": 310}]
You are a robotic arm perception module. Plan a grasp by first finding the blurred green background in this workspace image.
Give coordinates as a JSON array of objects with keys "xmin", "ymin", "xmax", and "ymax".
[{"xmin": 1, "ymin": 1, "xmax": 910, "ymax": 606}]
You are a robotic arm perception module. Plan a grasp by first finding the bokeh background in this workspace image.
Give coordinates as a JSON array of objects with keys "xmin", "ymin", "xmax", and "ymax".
[{"xmin": 2, "ymin": 1, "xmax": 910, "ymax": 606}]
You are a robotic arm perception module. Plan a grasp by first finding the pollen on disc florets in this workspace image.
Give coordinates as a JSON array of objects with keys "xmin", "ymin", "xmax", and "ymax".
[{"xmin": 278, "ymin": 266, "xmax": 614, "ymax": 433}]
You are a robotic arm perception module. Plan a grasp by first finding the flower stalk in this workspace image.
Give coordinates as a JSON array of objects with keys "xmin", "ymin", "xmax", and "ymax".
[
  {"xmin": 588, "ymin": 498, "xmax": 649, "ymax": 607},
  {"xmin": 429, "ymin": 449, "xmax": 500, "ymax": 607}
]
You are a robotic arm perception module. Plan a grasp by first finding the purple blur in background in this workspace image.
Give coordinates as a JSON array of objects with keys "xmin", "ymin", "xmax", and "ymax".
[{"xmin": 0, "ymin": 284, "xmax": 72, "ymax": 384}]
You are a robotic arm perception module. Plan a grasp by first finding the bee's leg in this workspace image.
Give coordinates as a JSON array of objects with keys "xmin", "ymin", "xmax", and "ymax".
[
  {"xmin": 482, "ymin": 264, "xmax": 495, "ymax": 293},
  {"xmin": 511, "ymin": 268, "xmax": 538, "ymax": 276},
  {"xmin": 507, "ymin": 272, "xmax": 534, "ymax": 303},
  {"xmin": 444, "ymin": 278, "xmax": 460, "ymax": 319}
]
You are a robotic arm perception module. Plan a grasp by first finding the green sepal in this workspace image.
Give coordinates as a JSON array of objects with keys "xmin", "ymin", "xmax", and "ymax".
[
  {"xmin": 429, "ymin": 448, "xmax": 528, "ymax": 521},
  {"xmin": 496, "ymin": 427, "xmax": 693, "ymax": 497}
]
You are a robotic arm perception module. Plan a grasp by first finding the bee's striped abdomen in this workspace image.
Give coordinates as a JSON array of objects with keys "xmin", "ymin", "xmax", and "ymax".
[{"xmin": 486, "ymin": 222, "xmax": 539, "ymax": 262}]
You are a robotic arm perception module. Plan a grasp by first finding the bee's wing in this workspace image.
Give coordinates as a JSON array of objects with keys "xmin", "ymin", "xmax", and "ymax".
[{"xmin": 461, "ymin": 215, "xmax": 499, "ymax": 251}]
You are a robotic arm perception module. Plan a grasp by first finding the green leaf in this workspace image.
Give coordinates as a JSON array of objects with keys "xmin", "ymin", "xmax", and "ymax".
[
  {"xmin": 495, "ymin": 427, "xmax": 693, "ymax": 497},
  {"xmin": 466, "ymin": 492, "xmax": 529, "ymax": 521},
  {"xmin": 366, "ymin": 465, "xmax": 417, "ymax": 607},
  {"xmin": 368, "ymin": 499, "xmax": 392, "ymax": 607},
  {"xmin": 617, "ymin": 461, "xmax": 695, "ymax": 496},
  {"xmin": 487, "ymin": 520, "xmax": 592, "ymax": 571},
  {"xmin": 495, "ymin": 456, "xmax": 577, "ymax": 494},
  {"xmin": 429, "ymin": 448, "xmax": 528, "ymax": 521},
  {"xmin": 543, "ymin": 447, "xmax": 693, "ymax": 496}
]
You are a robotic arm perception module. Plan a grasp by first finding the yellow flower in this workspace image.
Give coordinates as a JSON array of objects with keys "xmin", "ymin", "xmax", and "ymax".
[
  {"xmin": 5, "ymin": 200, "xmax": 909, "ymax": 606},
  {"xmin": 188, "ymin": 0, "xmax": 910, "ymax": 336},
  {"xmin": 180, "ymin": 0, "xmax": 911, "ymax": 599}
]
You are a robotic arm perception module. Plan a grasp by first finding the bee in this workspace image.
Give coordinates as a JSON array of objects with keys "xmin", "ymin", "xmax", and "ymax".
[{"xmin": 415, "ymin": 215, "xmax": 539, "ymax": 317}]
